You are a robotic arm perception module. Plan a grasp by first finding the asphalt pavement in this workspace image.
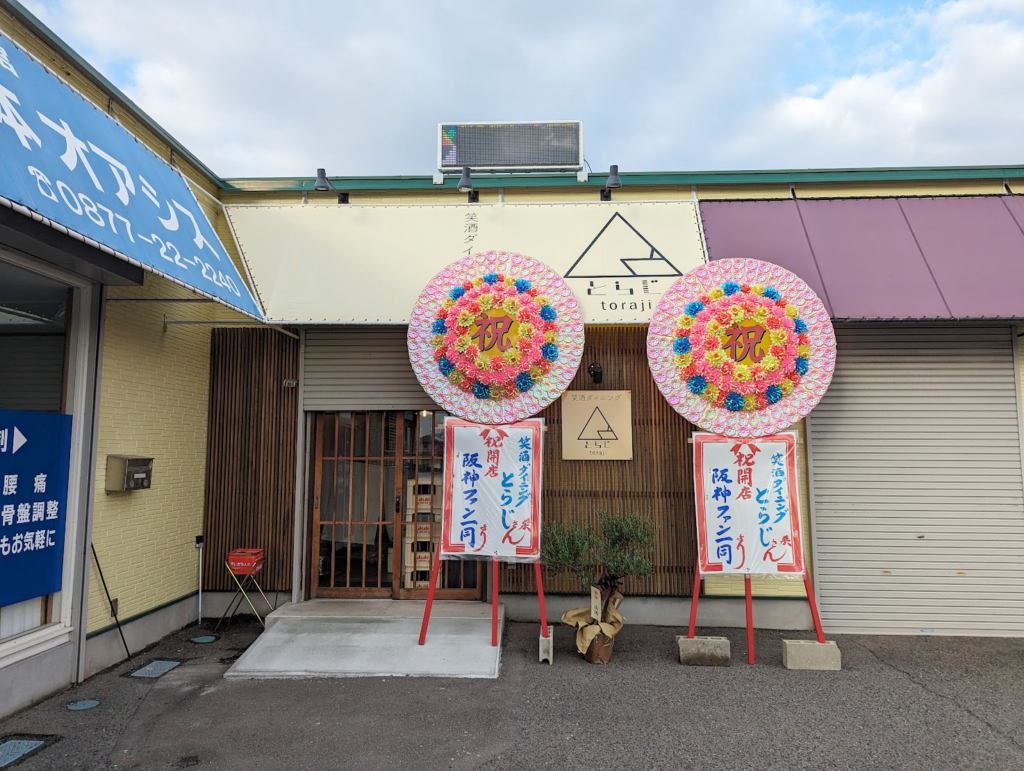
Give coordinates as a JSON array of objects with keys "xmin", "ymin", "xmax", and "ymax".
[{"xmin": 2, "ymin": 616, "xmax": 1023, "ymax": 770}]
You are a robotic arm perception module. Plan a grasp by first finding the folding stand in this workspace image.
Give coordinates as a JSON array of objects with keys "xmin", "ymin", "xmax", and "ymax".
[
  {"xmin": 418, "ymin": 551, "xmax": 550, "ymax": 648},
  {"xmin": 214, "ymin": 552, "xmax": 272, "ymax": 632},
  {"xmin": 686, "ymin": 559, "xmax": 826, "ymax": 664}
]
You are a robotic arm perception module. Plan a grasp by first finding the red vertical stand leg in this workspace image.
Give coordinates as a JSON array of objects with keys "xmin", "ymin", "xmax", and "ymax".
[
  {"xmin": 687, "ymin": 559, "xmax": 701, "ymax": 639},
  {"xmin": 534, "ymin": 560, "xmax": 549, "ymax": 638},
  {"xmin": 417, "ymin": 548, "xmax": 444, "ymax": 645},
  {"xmin": 803, "ymin": 572, "xmax": 827, "ymax": 644},
  {"xmin": 745, "ymin": 574, "xmax": 755, "ymax": 665},
  {"xmin": 491, "ymin": 557, "xmax": 500, "ymax": 647}
]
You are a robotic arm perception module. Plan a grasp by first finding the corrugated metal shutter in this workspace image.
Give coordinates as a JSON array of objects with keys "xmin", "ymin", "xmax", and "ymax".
[
  {"xmin": 0, "ymin": 335, "xmax": 64, "ymax": 412},
  {"xmin": 808, "ymin": 325, "xmax": 1024, "ymax": 636},
  {"xmin": 302, "ymin": 327, "xmax": 439, "ymax": 412}
]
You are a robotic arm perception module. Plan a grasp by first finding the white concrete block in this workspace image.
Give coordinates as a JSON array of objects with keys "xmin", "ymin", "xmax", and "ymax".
[
  {"xmin": 782, "ymin": 639, "xmax": 841, "ymax": 671},
  {"xmin": 677, "ymin": 635, "xmax": 731, "ymax": 666},
  {"xmin": 539, "ymin": 626, "xmax": 554, "ymax": 664}
]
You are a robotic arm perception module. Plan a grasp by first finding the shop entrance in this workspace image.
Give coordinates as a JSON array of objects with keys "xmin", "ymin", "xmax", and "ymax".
[{"xmin": 311, "ymin": 410, "xmax": 482, "ymax": 600}]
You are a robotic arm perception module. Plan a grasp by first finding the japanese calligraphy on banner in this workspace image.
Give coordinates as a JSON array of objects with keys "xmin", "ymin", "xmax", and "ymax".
[
  {"xmin": 0, "ymin": 409, "xmax": 73, "ymax": 608},
  {"xmin": 693, "ymin": 432, "xmax": 804, "ymax": 575},
  {"xmin": 441, "ymin": 418, "xmax": 543, "ymax": 562},
  {"xmin": 0, "ymin": 33, "xmax": 262, "ymax": 319}
]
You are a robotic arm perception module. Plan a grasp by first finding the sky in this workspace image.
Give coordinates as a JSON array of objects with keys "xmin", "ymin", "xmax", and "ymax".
[{"xmin": 19, "ymin": 0, "xmax": 1024, "ymax": 179}]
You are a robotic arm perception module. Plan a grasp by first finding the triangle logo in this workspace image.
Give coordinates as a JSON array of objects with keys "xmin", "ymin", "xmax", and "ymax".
[
  {"xmin": 564, "ymin": 213, "xmax": 683, "ymax": 279},
  {"xmin": 578, "ymin": 407, "xmax": 618, "ymax": 442}
]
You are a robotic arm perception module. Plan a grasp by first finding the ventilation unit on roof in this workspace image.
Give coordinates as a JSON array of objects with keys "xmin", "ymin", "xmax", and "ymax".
[{"xmin": 438, "ymin": 121, "xmax": 583, "ymax": 173}]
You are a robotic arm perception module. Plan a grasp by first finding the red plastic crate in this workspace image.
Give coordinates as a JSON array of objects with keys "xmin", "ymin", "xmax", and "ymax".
[{"xmin": 227, "ymin": 548, "xmax": 264, "ymax": 576}]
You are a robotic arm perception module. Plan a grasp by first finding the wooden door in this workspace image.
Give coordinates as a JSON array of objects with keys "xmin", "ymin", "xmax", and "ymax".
[{"xmin": 311, "ymin": 410, "xmax": 482, "ymax": 600}]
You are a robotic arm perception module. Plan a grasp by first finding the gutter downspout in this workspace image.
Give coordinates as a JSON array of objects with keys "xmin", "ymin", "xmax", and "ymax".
[{"xmin": 74, "ymin": 284, "xmax": 104, "ymax": 683}]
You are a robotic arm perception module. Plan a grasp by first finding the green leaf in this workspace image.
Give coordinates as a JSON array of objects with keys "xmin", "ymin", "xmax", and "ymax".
[{"xmin": 540, "ymin": 511, "xmax": 657, "ymax": 596}]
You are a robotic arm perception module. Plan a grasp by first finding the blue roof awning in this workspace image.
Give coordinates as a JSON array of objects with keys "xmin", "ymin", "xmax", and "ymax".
[{"xmin": 0, "ymin": 32, "xmax": 262, "ymax": 319}]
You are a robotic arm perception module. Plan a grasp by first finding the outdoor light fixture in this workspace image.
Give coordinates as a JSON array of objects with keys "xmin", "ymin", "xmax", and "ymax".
[
  {"xmin": 313, "ymin": 168, "xmax": 333, "ymax": 191},
  {"xmin": 457, "ymin": 166, "xmax": 473, "ymax": 192},
  {"xmin": 601, "ymin": 164, "xmax": 622, "ymax": 201},
  {"xmin": 419, "ymin": 409, "xmax": 431, "ymax": 418},
  {"xmin": 587, "ymin": 363, "xmax": 603, "ymax": 384}
]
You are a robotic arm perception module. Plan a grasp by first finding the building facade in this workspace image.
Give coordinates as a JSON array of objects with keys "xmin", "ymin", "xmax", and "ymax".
[
  {"xmin": 2, "ymin": 0, "xmax": 1024, "ymax": 722},
  {"xmin": 210, "ymin": 175, "xmax": 1024, "ymax": 636}
]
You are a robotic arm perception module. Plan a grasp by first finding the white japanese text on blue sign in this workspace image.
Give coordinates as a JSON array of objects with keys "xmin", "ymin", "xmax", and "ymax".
[
  {"xmin": 0, "ymin": 34, "xmax": 261, "ymax": 318},
  {"xmin": 0, "ymin": 410, "xmax": 72, "ymax": 608}
]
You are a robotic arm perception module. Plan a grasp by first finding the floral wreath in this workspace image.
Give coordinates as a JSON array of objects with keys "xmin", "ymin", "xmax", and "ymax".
[
  {"xmin": 409, "ymin": 252, "xmax": 584, "ymax": 424},
  {"xmin": 647, "ymin": 259, "xmax": 835, "ymax": 438},
  {"xmin": 675, "ymin": 282, "xmax": 809, "ymax": 411},
  {"xmin": 432, "ymin": 274, "xmax": 558, "ymax": 399}
]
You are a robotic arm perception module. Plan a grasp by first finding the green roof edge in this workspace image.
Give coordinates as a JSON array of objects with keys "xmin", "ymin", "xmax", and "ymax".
[
  {"xmin": 2, "ymin": 0, "xmax": 230, "ymax": 190},
  {"xmin": 225, "ymin": 165, "xmax": 1024, "ymax": 192}
]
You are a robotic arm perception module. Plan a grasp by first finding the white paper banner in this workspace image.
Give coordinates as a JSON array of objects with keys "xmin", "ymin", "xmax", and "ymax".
[
  {"xmin": 441, "ymin": 418, "xmax": 543, "ymax": 562},
  {"xmin": 694, "ymin": 432, "xmax": 805, "ymax": 575}
]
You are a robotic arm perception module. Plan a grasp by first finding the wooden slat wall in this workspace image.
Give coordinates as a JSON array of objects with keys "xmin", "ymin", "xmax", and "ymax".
[
  {"xmin": 502, "ymin": 326, "xmax": 697, "ymax": 597},
  {"xmin": 203, "ymin": 328, "xmax": 299, "ymax": 591}
]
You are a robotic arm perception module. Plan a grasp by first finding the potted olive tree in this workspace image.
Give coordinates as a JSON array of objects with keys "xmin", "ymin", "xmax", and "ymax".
[{"xmin": 541, "ymin": 512, "xmax": 656, "ymax": 663}]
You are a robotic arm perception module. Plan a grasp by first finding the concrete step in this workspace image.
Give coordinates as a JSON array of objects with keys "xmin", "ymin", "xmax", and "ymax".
[
  {"xmin": 265, "ymin": 599, "xmax": 493, "ymax": 629},
  {"xmin": 227, "ymin": 602, "xmax": 505, "ymax": 679}
]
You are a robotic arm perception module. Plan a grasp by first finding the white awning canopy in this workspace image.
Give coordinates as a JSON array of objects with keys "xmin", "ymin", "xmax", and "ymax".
[{"xmin": 225, "ymin": 201, "xmax": 706, "ymax": 325}]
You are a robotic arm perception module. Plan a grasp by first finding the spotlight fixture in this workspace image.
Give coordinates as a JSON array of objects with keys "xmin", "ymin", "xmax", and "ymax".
[
  {"xmin": 313, "ymin": 168, "xmax": 333, "ymax": 191},
  {"xmin": 605, "ymin": 164, "xmax": 622, "ymax": 189},
  {"xmin": 457, "ymin": 166, "xmax": 473, "ymax": 192},
  {"xmin": 601, "ymin": 164, "xmax": 621, "ymax": 201},
  {"xmin": 587, "ymin": 363, "xmax": 603, "ymax": 384}
]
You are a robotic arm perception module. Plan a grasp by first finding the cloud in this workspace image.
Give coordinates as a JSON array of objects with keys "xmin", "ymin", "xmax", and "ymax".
[
  {"xmin": 718, "ymin": 0, "xmax": 1024, "ymax": 167},
  {"xmin": 18, "ymin": 0, "xmax": 1024, "ymax": 176}
]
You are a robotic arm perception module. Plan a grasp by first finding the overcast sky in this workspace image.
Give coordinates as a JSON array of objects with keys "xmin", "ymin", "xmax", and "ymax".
[{"xmin": 20, "ymin": 0, "xmax": 1024, "ymax": 179}]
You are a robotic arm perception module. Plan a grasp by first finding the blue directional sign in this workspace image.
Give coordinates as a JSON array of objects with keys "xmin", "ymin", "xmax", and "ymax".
[
  {"xmin": 0, "ymin": 33, "xmax": 262, "ymax": 319},
  {"xmin": 0, "ymin": 409, "xmax": 73, "ymax": 608}
]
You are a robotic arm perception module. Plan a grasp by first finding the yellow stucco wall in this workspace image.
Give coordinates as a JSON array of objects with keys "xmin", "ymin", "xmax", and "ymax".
[
  {"xmin": 86, "ymin": 273, "xmax": 211, "ymax": 633},
  {"xmin": 794, "ymin": 179, "xmax": 1006, "ymax": 198}
]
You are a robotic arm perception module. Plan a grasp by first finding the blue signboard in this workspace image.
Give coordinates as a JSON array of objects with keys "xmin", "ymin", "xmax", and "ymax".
[
  {"xmin": 0, "ymin": 34, "xmax": 262, "ymax": 319},
  {"xmin": 0, "ymin": 409, "xmax": 73, "ymax": 608}
]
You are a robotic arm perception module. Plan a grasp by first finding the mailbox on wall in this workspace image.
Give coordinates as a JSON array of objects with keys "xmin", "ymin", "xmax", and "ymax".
[{"xmin": 105, "ymin": 455, "xmax": 154, "ymax": 492}]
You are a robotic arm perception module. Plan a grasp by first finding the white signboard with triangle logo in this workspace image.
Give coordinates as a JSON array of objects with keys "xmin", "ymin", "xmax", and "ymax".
[
  {"xmin": 560, "ymin": 391, "xmax": 633, "ymax": 460},
  {"xmin": 225, "ymin": 201, "xmax": 705, "ymax": 324}
]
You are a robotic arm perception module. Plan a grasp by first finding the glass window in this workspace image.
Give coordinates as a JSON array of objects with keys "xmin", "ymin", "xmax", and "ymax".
[{"xmin": 0, "ymin": 259, "xmax": 74, "ymax": 641}]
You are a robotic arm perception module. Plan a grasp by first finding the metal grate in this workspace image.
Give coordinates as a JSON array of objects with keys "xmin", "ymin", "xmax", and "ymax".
[
  {"xmin": 439, "ymin": 122, "xmax": 582, "ymax": 171},
  {"xmin": 0, "ymin": 739, "xmax": 45, "ymax": 767},
  {"xmin": 66, "ymin": 700, "xmax": 99, "ymax": 711},
  {"xmin": 130, "ymin": 660, "xmax": 181, "ymax": 678}
]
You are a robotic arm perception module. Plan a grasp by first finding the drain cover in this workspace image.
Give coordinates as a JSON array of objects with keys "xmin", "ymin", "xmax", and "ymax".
[
  {"xmin": 191, "ymin": 635, "xmax": 216, "ymax": 644},
  {"xmin": 0, "ymin": 738, "xmax": 45, "ymax": 767},
  {"xmin": 130, "ymin": 660, "xmax": 181, "ymax": 678},
  {"xmin": 67, "ymin": 700, "xmax": 99, "ymax": 711}
]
